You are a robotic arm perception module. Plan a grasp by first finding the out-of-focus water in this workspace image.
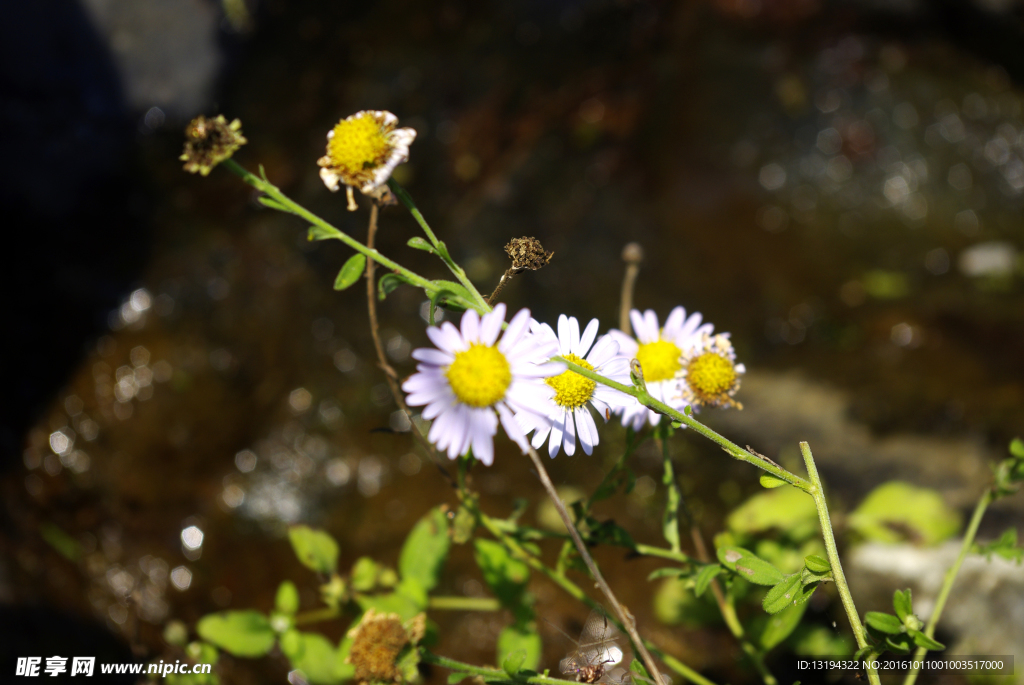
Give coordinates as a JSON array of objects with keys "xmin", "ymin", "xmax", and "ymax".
[{"xmin": 5, "ymin": 1, "xmax": 1024, "ymax": 683}]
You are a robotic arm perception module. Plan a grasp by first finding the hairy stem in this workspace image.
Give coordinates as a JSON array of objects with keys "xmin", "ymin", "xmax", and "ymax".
[
  {"xmin": 799, "ymin": 442, "xmax": 879, "ymax": 685},
  {"xmin": 421, "ymin": 649, "xmax": 585, "ymax": 685}
]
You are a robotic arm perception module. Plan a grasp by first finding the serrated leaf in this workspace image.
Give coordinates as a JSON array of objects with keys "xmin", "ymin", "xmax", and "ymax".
[
  {"xmin": 893, "ymin": 589, "xmax": 912, "ymax": 623},
  {"xmin": 758, "ymin": 599, "xmax": 809, "ymax": 650},
  {"xmin": 308, "ymin": 225, "xmax": 341, "ymax": 241},
  {"xmin": 694, "ymin": 564, "xmax": 725, "ymax": 597},
  {"xmin": 288, "ymin": 526, "xmax": 340, "ymax": 574},
  {"xmin": 717, "ymin": 546, "xmax": 785, "ymax": 586},
  {"xmin": 804, "ymin": 555, "xmax": 830, "ymax": 574},
  {"xmin": 497, "ymin": 625, "xmax": 541, "ymax": 672},
  {"xmin": 912, "ymin": 632, "xmax": 945, "ymax": 651},
  {"xmin": 865, "ymin": 611, "xmax": 903, "ymax": 635},
  {"xmin": 759, "ymin": 473, "xmax": 787, "ymax": 489},
  {"xmin": 276, "ymin": 580, "xmax": 299, "ymax": 615},
  {"xmin": 762, "ymin": 574, "xmax": 803, "ymax": 615},
  {"xmin": 378, "ymin": 272, "xmax": 413, "ymax": 300},
  {"xmin": 407, "ymin": 236, "xmax": 436, "ymax": 253},
  {"xmin": 197, "ymin": 610, "xmax": 275, "ymax": 657},
  {"xmin": 334, "ymin": 254, "xmax": 366, "ymax": 291},
  {"xmin": 399, "ymin": 507, "xmax": 451, "ymax": 593}
]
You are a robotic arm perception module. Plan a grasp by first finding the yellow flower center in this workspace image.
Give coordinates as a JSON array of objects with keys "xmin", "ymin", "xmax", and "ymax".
[
  {"xmin": 446, "ymin": 344, "xmax": 512, "ymax": 408},
  {"xmin": 635, "ymin": 339, "xmax": 682, "ymax": 383},
  {"xmin": 686, "ymin": 352, "xmax": 737, "ymax": 402},
  {"xmin": 546, "ymin": 354, "xmax": 596, "ymax": 409},
  {"xmin": 327, "ymin": 113, "xmax": 391, "ymax": 175}
]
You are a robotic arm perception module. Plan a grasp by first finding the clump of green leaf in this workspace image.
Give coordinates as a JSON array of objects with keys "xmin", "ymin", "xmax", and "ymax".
[{"xmin": 858, "ymin": 589, "xmax": 943, "ymax": 660}]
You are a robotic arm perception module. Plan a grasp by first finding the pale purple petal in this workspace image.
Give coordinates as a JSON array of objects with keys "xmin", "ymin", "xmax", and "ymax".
[
  {"xmin": 460, "ymin": 308, "xmax": 481, "ymax": 344},
  {"xmin": 427, "ymin": 321, "xmax": 465, "ymax": 353},
  {"xmin": 411, "ymin": 348, "xmax": 454, "ymax": 365},
  {"xmin": 469, "ymin": 408, "xmax": 497, "ymax": 466},
  {"xmin": 480, "ymin": 305, "xmax": 504, "ymax": 346},
  {"xmin": 497, "ymin": 402, "xmax": 530, "ymax": 453},
  {"xmin": 499, "ymin": 307, "xmax": 532, "ymax": 352}
]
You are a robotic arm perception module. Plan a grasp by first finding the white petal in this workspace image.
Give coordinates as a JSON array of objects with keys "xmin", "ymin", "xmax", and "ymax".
[
  {"xmin": 480, "ymin": 305, "xmax": 504, "ymax": 346},
  {"xmin": 557, "ymin": 315, "xmax": 571, "ymax": 354},
  {"xmin": 497, "ymin": 403, "xmax": 529, "ymax": 453},
  {"xmin": 427, "ymin": 322, "xmax": 465, "ymax": 353},
  {"xmin": 562, "ymin": 409, "xmax": 577, "ymax": 456},
  {"xmin": 642, "ymin": 310, "xmax": 659, "ymax": 341},
  {"xmin": 500, "ymin": 308, "xmax": 531, "ymax": 352},
  {"xmin": 513, "ymin": 361, "xmax": 566, "ymax": 378},
  {"xmin": 460, "ymin": 308, "xmax": 480, "ymax": 343},
  {"xmin": 411, "ymin": 348, "xmax": 453, "ymax": 365},
  {"xmin": 587, "ymin": 335, "xmax": 619, "ymax": 368},
  {"xmin": 606, "ymin": 330, "xmax": 638, "ymax": 357},
  {"xmin": 630, "ymin": 310, "xmax": 651, "ymax": 344},
  {"xmin": 576, "ymin": 407, "xmax": 598, "ymax": 455},
  {"xmin": 579, "ymin": 318, "xmax": 599, "ymax": 357},
  {"xmin": 569, "ymin": 317, "xmax": 581, "ymax": 354},
  {"xmin": 547, "ymin": 414, "xmax": 564, "ymax": 458},
  {"xmin": 470, "ymin": 409, "xmax": 497, "ymax": 466}
]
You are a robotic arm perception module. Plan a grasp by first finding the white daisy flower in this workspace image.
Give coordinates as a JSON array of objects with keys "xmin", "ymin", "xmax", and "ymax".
[
  {"xmin": 517, "ymin": 315, "xmax": 633, "ymax": 457},
  {"xmin": 607, "ymin": 307, "xmax": 713, "ymax": 430},
  {"xmin": 317, "ymin": 110, "xmax": 417, "ymax": 210},
  {"xmin": 674, "ymin": 332, "xmax": 745, "ymax": 410},
  {"xmin": 401, "ymin": 304, "xmax": 563, "ymax": 466}
]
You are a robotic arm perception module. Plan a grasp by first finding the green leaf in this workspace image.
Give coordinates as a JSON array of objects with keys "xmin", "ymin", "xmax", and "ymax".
[
  {"xmin": 759, "ymin": 473, "xmax": 787, "ymax": 489},
  {"xmin": 350, "ymin": 557, "xmax": 379, "ymax": 592},
  {"xmin": 276, "ymin": 580, "xmax": 300, "ymax": 615},
  {"xmin": 448, "ymin": 674, "xmax": 471, "ymax": 685},
  {"xmin": 726, "ymin": 487, "xmax": 819, "ymax": 542},
  {"xmin": 717, "ymin": 546, "xmax": 785, "ymax": 586},
  {"xmin": 288, "ymin": 526, "xmax": 340, "ymax": 575},
  {"xmin": 334, "ymin": 254, "xmax": 366, "ymax": 291},
  {"xmin": 1009, "ymin": 438, "xmax": 1024, "ymax": 459},
  {"xmin": 629, "ymin": 659, "xmax": 651, "ymax": 680},
  {"xmin": 893, "ymin": 589, "xmax": 912, "ymax": 623},
  {"xmin": 258, "ymin": 196, "xmax": 289, "ymax": 212},
  {"xmin": 288, "ymin": 632, "xmax": 341, "ymax": 685},
  {"xmin": 428, "ymin": 280, "xmax": 474, "ymax": 311},
  {"xmin": 356, "ymin": 588, "xmax": 422, "ymax": 620},
  {"xmin": 587, "ymin": 520, "xmax": 636, "ymax": 549},
  {"xmin": 758, "ymin": 599, "xmax": 809, "ymax": 650},
  {"xmin": 497, "ymin": 624, "xmax": 541, "ymax": 672},
  {"xmin": 39, "ymin": 522, "xmax": 81, "ymax": 561},
  {"xmin": 503, "ymin": 650, "xmax": 526, "ymax": 676},
  {"xmin": 474, "ymin": 538, "xmax": 530, "ymax": 609},
  {"xmin": 197, "ymin": 610, "xmax": 276, "ymax": 657},
  {"xmin": 308, "ymin": 225, "xmax": 341, "ymax": 241},
  {"xmin": 398, "ymin": 507, "xmax": 451, "ymax": 593},
  {"xmin": 865, "ymin": 611, "xmax": 904, "ymax": 636},
  {"xmin": 912, "ymin": 632, "xmax": 945, "ymax": 651},
  {"xmin": 803, "ymin": 555, "xmax": 830, "ymax": 574},
  {"xmin": 762, "ymin": 574, "xmax": 803, "ymax": 615},
  {"xmin": 693, "ymin": 564, "xmax": 725, "ymax": 597},
  {"xmin": 280, "ymin": 629, "xmax": 303, "ymax": 659},
  {"xmin": 974, "ymin": 528, "xmax": 1023, "ymax": 562},
  {"xmin": 647, "ymin": 567, "xmax": 685, "ymax": 582},
  {"xmin": 407, "ymin": 236, "xmax": 436, "ymax": 253},
  {"xmin": 886, "ymin": 635, "xmax": 912, "ymax": 654},
  {"xmin": 848, "ymin": 482, "xmax": 961, "ymax": 546},
  {"xmin": 378, "ymin": 272, "xmax": 414, "ymax": 300}
]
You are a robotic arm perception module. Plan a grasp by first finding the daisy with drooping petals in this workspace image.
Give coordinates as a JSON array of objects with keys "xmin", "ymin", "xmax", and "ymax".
[
  {"xmin": 675, "ymin": 333, "xmax": 745, "ymax": 410},
  {"xmin": 402, "ymin": 304, "xmax": 563, "ymax": 466},
  {"xmin": 607, "ymin": 307, "xmax": 713, "ymax": 430},
  {"xmin": 517, "ymin": 316, "xmax": 633, "ymax": 457},
  {"xmin": 317, "ymin": 110, "xmax": 416, "ymax": 210}
]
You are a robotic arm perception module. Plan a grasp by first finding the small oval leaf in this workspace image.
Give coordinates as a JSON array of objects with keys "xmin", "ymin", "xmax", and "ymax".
[
  {"xmin": 288, "ymin": 525, "xmax": 340, "ymax": 574},
  {"xmin": 865, "ymin": 611, "xmax": 904, "ymax": 635},
  {"xmin": 762, "ymin": 574, "xmax": 803, "ymax": 615},
  {"xmin": 197, "ymin": 610, "xmax": 276, "ymax": 657},
  {"xmin": 717, "ymin": 546, "xmax": 785, "ymax": 586},
  {"xmin": 759, "ymin": 473, "xmax": 787, "ymax": 489},
  {"xmin": 407, "ymin": 237, "xmax": 436, "ymax": 253},
  {"xmin": 804, "ymin": 554, "xmax": 831, "ymax": 574},
  {"xmin": 334, "ymin": 254, "xmax": 366, "ymax": 291}
]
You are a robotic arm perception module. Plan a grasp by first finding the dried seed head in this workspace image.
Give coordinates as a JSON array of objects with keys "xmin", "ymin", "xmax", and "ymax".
[
  {"xmin": 180, "ymin": 115, "xmax": 247, "ymax": 176},
  {"xmin": 504, "ymin": 237, "xmax": 553, "ymax": 272},
  {"xmin": 346, "ymin": 609, "xmax": 424, "ymax": 684}
]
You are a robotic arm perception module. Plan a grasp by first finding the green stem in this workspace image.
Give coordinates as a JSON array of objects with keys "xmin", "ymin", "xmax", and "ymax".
[
  {"xmin": 799, "ymin": 442, "xmax": 879, "ymax": 685},
  {"xmin": 428, "ymin": 596, "xmax": 502, "ymax": 612},
  {"xmin": 902, "ymin": 489, "xmax": 994, "ymax": 685},
  {"xmin": 293, "ymin": 606, "xmax": 340, "ymax": 626},
  {"xmin": 220, "ymin": 160, "xmax": 479, "ymax": 313},
  {"xmin": 660, "ymin": 437, "xmax": 683, "ymax": 554},
  {"xmin": 468, "ymin": 506, "xmax": 717, "ymax": 685},
  {"xmin": 420, "ymin": 649, "xmax": 579, "ymax": 685},
  {"xmin": 555, "ymin": 357, "xmax": 810, "ymax": 492},
  {"xmin": 633, "ymin": 544, "xmax": 694, "ymax": 564},
  {"xmin": 387, "ymin": 178, "xmax": 491, "ymax": 312}
]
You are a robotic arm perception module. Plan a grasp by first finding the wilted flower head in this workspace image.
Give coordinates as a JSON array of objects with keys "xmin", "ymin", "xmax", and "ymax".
[
  {"xmin": 346, "ymin": 609, "xmax": 426, "ymax": 684},
  {"xmin": 180, "ymin": 115, "xmax": 247, "ymax": 176},
  {"xmin": 317, "ymin": 110, "xmax": 416, "ymax": 210},
  {"xmin": 676, "ymin": 333, "xmax": 745, "ymax": 410},
  {"xmin": 505, "ymin": 237, "xmax": 554, "ymax": 272}
]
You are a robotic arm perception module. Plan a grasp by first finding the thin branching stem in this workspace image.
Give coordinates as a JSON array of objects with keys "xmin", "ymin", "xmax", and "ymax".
[
  {"xmin": 421, "ymin": 649, "xmax": 587, "ymax": 685},
  {"xmin": 902, "ymin": 488, "xmax": 994, "ymax": 685},
  {"xmin": 521, "ymin": 443, "xmax": 667, "ymax": 685}
]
